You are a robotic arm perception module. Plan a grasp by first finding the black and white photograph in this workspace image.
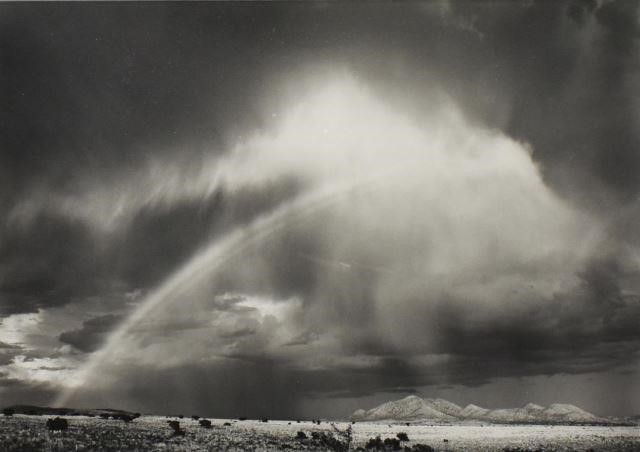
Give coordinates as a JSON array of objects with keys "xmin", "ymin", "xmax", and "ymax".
[{"xmin": 1, "ymin": 1, "xmax": 639, "ymax": 450}]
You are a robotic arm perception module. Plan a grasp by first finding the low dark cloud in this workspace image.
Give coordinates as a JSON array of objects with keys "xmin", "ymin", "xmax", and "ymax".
[
  {"xmin": 0, "ymin": 213, "xmax": 102, "ymax": 315},
  {"xmin": 59, "ymin": 314, "xmax": 123, "ymax": 353},
  {"xmin": 0, "ymin": 341, "xmax": 21, "ymax": 350},
  {"xmin": 0, "ymin": 373, "xmax": 58, "ymax": 407}
]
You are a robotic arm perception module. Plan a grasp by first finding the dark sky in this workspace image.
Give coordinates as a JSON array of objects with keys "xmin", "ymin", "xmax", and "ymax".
[{"xmin": 1, "ymin": 1, "xmax": 639, "ymax": 419}]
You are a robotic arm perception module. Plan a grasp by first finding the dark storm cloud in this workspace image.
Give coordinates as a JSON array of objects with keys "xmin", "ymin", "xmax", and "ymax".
[
  {"xmin": 71, "ymin": 360, "xmax": 304, "ymax": 419},
  {"xmin": 2, "ymin": 0, "xmax": 638, "ymax": 206},
  {"xmin": 0, "ymin": 176, "xmax": 300, "ymax": 315},
  {"xmin": 208, "ymin": 221, "xmax": 640, "ymax": 391},
  {"xmin": 3, "ymin": 0, "xmax": 638, "ymax": 312},
  {"xmin": 0, "ymin": 341, "xmax": 20, "ymax": 350},
  {"xmin": 0, "ymin": 342, "xmax": 24, "ymax": 366},
  {"xmin": 400, "ymin": 256, "xmax": 640, "ymax": 386},
  {"xmin": 112, "ymin": 177, "xmax": 301, "ymax": 290},
  {"xmin": 595, "ymin": 0, "xmax": 640, "ymax": 52},
  {"xmin": 567, "ymin": 0, "xmax": 597, "ymax": 26},
  {"xmin": 0, "ymin": 212, "xmax": 103, "ymax": 315},
  {"xmin": 0, "ymin": 373, "xmax": 58, "ymax": 406},
  {"xmin": 476, "ymin": 0, "xmax": 640, "ymax": 205},
  {"xmin": 0, "ymin": 3, "xmax": 286, "ymax": 205},
  {"xmin": 0, "ymin": 353, "xmax": 17, "ymax": 367},
  {"xmin": 59, "ymin": 314, "xmax": 123, "ymax": 353},
  {"xmin": 67, "ymin": 358, "xmax": 430, "ymax": 418}
]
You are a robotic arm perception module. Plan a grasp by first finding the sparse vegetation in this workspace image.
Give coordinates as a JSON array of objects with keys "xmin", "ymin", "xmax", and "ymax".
[
  {"xmin": 397, "ymin": 431, "xmax": 409, "ymax": 441},
  {"xmin": 364, "ymin": 435, "xmax": 433, "ymax": 451},
  {"xmin": 2, "ymin": 408, "xmax": 14, "ymax": 417},
  {"xmin": 0, "ymin": 413, "xmax": 637, "ymax": 451},
  {"xmin": 365, "ymin": 435, "xmax": 383, "ymax": 449},
  {"xmin": 411, "ymin": 445, "xmax": 435, "ymax": 452},
  {"xmin": 383, "ymin": 437, "xmax": 401, "ymax": 450},
  {"xmin": 308, "ymin": 431, "xmax": 348, "ymax": 451},
  {"xmin": 296, "ymin": 430, "xmax": 307, "ymax": 440},
  {"xmin": 46, "ymin": 417, "xmax": 69, "ymax": 431},
  {"xmin": 199, "ymin": 419, "xmax": 212, "ymax": 428},
  {"xmin": 115, "ymin": 414, "xmax": 136, "ymax": 423},
  {"xmin": 167, "ymin": 420, "xmax": 185, "ymax": 436}
]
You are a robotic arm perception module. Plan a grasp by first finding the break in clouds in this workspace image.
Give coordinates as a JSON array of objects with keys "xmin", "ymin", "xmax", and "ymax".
[{"xmin": 1, "ymin": 1, "xmax": 639, "ymax": 419}]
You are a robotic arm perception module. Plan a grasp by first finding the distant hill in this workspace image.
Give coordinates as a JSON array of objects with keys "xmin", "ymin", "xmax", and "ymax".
[
  {"xmin": 4, "ymin": 405, "xmax": 138, "ymax": 418},
  {"xmin": 351, "ymin": 396, "xmax": 457, "ymax": 422},
  {"xmin": 350, "ymin": 395, "xmax": 624, "ymax": 425}
]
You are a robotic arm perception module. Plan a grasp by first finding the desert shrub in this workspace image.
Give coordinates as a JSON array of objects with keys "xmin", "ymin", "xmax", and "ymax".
[
  {"xmin": 46, "ymin": 417, "xmax": 69, "ymax": 431},
  {"xmin": 308, "ymin": 431, "xmax": 348, "ymax": 451},
  {"xmin": 296, "ymin": 431, "xmax": 307, "ymax": 440},
  {"xmin": 364, "ymin": 436, "xmax": 404, "ymax": 450},
  {"xmin": 99, "ymin": 413, "xmax": 110, "ymax": 419},
  {"xmin": 397, "ymin": 432, "xmax": 409, "ymax": 441},
  {"xmin": 410, "ymin": 445, "xmax": 434, "ymax": 452},
  {"xmin": 365, "ymin": 436, "xmax": 382, "ymax": 449},
  {"xmin": 199, "ymin": 419, "xmax": 212, "ymax": 428},
  {"xmin": 178, "ymin": 414, "xmax": 184, "ymax": 419},
  {"xmin": 191, "ymin": 415, "xmax": 200, "ymax": 421},
  {"xmin": 383, "ymin": 437, "xmax": 401, "ymax": 450},
  {"xmin": 238, "ymin": 416, "xmax": 247, "ymax": 421},
  {"xmin": 503, "ymin": 449, "xmax": 545, "ymax": 452},
  {"xmin": 117, "ymin": 414, "xmax": 135, "ymax": 423},
  {"xmin": 2, "ymin": 408, "xmax": 14, "ymax": 417},
  {"xmin": 261, "ymin": 418, "xmax": 268, "ymax": 422},
  {"xmin": 167, "ymin": 420, "xmax": 185, "ymax": 436},
  {"xmin": 223, "ymin": 422, "xmax": 232, "ymax": 426}
]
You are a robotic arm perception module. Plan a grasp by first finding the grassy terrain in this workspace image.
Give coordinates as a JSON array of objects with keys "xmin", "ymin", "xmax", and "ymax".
[{"xmin": 0, "ymin": 414, "xmax": 638, "ymax": 451}]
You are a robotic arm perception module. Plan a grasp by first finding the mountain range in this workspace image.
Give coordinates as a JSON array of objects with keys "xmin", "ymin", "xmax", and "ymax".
[{"xmin": 350, "ymin": 395, "xmax": 622, "ymax": 425}]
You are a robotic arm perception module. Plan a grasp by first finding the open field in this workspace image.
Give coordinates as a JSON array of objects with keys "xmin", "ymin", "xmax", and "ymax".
[{"xmin": 0, "ymin": 414, "xmax": 638, "ymax": 451}]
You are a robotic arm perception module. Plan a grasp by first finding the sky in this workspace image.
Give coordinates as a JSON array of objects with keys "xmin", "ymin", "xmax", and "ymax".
[{"xmin": 1, "ymin": 1, "xmax": 639, "ymax": 419}]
